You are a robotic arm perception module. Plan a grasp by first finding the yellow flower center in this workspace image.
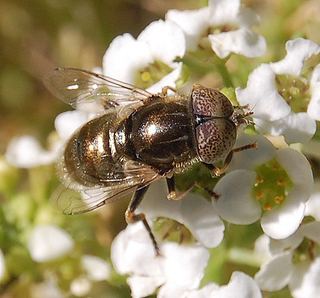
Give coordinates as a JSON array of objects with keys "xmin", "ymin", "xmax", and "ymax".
[
  {"xmin": 252, "ymin": 159, "xmax": 293, "ymax": 212},
  {"xmin": 153, "ymin": 217, "xmax": 194, "ymax": 244},
  {"xmin": 135, "ymin": 60, "xmax": 173, "ymax": 89},
  {"xmin": 275, "ymin": 54, "xmax": 320, "ymax": 113},
  {"xmin": 276, "ymin": 74, "xmax": 309, "ymax": 113},
  {"xmin": 209, "ymin": 24, "xmax": 238, "ymax": 35},
  {"xmin": 293, "ymin": 238, "xmax": 316, "ymax": 263}
]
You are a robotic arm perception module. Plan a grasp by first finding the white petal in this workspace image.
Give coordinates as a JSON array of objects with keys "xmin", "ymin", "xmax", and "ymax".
[
  {"xmin": 276, "ymin": 148, "xmax": 313, "ymax": 195},
  {"xmin": 181, "ymin": 193, "xmax": 224, "ymax": 248},
  {"xmin": 208, "ymin": 0, "xmax": 241, "ymax": 25},
  {"xmin": 111, "ymin": 222, "xmax": 163, "ymax": 276},
  {"xmin": 146, "ymin": 65, "xmax": 182, "ymax": 94},
  {"xmin": 103, "ymin": 33, "xmax": 153, "ymax": 83},
  {"xmin": 236, "ymin": 7, "xmax": 260, "ymax": 27},
  {"xmin": 261, "ymin": 188, "xmax": 306, "ymax": 239},
  {"xmin": 158, "ymin": 283, "xmax": 191, "ymax": 298},
  {"xmin": 54, "ymin": 110, "xmax": 89, "ymax": 141},
  {"xmin": 308, "ymin": 64, "xmax": 320, "ymax": 120},
  {"xmin": 269, "ymin": 231, "xmax": 303, "ymax": 255},
  {"xmin": 185, "ymin": 283, "xmax": 219, "ymax": 298},
  {"xmin": 214, "ymin": 170, "xmax": 261, "ymax": 224},
  {"xmin": 257, "ymin": 112, "xmax": 316, "ymax": 144},
  {"xmin": 254, "ymin": 235, "xmax": 272, "ymax": 262},
  {"xmin": 165, "ymin": 8, "xmax": 210, "ymax": 51},
  {"xmin": 271, "ymin": 38, "xmax": 320, "ymax": 76},
  {"xmin": 212, "ymin": 271, "xmax": 262, "ymax": 298},
  {"xmin": 70, "ymin": 277, "xmax": 91, "ymax": 297},
  {"xmin": 128, "ymin": 276, "xmax": 164, "ymax": 298},
  {"xmin": 162, "ymin": 242, "xmax": 209, "ymax": 290},
  {"xmin": 208, "ymin": 0, "xmax": 260, "ymax": 27},
  {"xmin": 0, "ymin": 249, "xmax": 5, "ymax": 281},
  {"xmin": 138, "ymin": 20, "xmax": 186, "ymax": 66},
  {"xmin": 300, "ymin": 221, "xmax": 320, "ymax": 244},
  {"xmin": 6, "ymin": 136, "xmax": 57, "ymax": 168},
  {"xmin": 209, "ymin": 28, "xmax": 266, "ymax": 58},
  {"xmin": 138, "ymin": 179, "xmax": 183, "ymax": 222},
  {"xmin": 28, "ymin": 225, "xmax": 74, "ymax": 262},
  {"xmin": 255, "ymin": 251, "xmax": 292, "ymax": 291},
  {"xmin": 289, "ymin": 258, "xmax": 320, "ymax": 298},
  {"xmin": 32, "ymin": 280, "xmax": 64, "ymax": 298},
  {"xmin": 305, "ymin": 182, "xmax": 320, "ymax": 221},
  {"xmin": 141, "ymin": 180, "xmax": 224, "ymax": 249},
  {"xmin": 236, "ymin": 64, "xmax": 291, "ymax": 121},
  {"xmin": 81, "ymin": 255, "xmax": 111, "ymax": 281},
  {"xmin": 228, "ymin": 134, "xmax": 275, "ymax": 171}
]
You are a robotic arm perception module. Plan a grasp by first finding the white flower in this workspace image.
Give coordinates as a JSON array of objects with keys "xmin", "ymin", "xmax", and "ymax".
[
  {"xmin": 27, "ymin": 224, "xmax": 74, "ymax": 262},
  {"xmin": 5, "ymin": 135, "xmax": 59, "ymax": 168},
  {"xmin": 0, "ymin": 249, "xmax": 5, "ymax": 281},
  {"xmin": 166, "ymin": 0, "xmax": 266, "ymax": 58},
  {"xmin": 236, "ymin": 38, "xmax": 320, "ymax": 143},
  {"xmin": 81, "ymin": 255, "xmax": 111, "ymax": 281},
  {"xmin": 213, "ymin": 134, "xmax": 313, "ymax": 239},
  {"xmin": 139, "ymin": 179, "xmax": 225, "ymax": 248},
  {"xmin": 186, "ymin": 271, "xmax": 262, "ymax": 298},
  {"xmin": 254, "ymin": 222, "xmax": 320, "ymax": 298},
  {"xmin": 111, "ymin": 222, "xmax": 209, "ymax": 298},
  {"xmin": 70, "ymin": 277, "xmax": 92, "ymax": 297},
  {"xmin": 103, "ymin": 19, "xmax": 186, "ymax": 93},
  {"xmin": 32, "ymin": 280, "xmax": 64, "ymax": 298}
]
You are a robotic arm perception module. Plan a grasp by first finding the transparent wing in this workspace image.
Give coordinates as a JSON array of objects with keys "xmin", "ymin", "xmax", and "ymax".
[
  {"xmin": 44, "ymin": 67, "xmax": 153, "ymax": 110},
  {"xmin": 54, "ymin": 184, "xmax": 134, "ymax": 215},
  {"xmin": 54, "ymin": 162, "xmax": 160, "ymax": 215}
]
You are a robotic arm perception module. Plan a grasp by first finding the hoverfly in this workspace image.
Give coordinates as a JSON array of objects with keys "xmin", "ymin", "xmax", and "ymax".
[{"xmin": 45, "ymin": 67, "xmax": 255, "ymax": 254}]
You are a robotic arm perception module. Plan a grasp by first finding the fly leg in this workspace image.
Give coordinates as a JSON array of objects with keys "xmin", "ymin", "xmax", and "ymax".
[
  {"xmin": 211, "ymin": 142, "xmax": 257, "ymax": 176},
  {"xmin": 125, "ymin": 185, "xmax": 160, "ymax": 255},
  {"xmin": 166, "ymin": 176, "xmax": 193, "ymax": 200},
  {"xmin": 167, "ymin": 174, "xmax": 220, "ymax": 202},
  {"xmin": 161, "ymin": 86, "xmax": 177, "ymax": 96}
]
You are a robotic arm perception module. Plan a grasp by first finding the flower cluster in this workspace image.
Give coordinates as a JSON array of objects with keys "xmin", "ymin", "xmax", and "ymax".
[{"xmin": 2, "ymin": 0, "xmax": 320, "ymax": 297}]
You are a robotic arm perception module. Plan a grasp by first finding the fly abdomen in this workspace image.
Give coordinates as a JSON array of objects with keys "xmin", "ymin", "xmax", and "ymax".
[{"xmin": 63, "ymin": 114, "xmax": 124, "ymax": 186}]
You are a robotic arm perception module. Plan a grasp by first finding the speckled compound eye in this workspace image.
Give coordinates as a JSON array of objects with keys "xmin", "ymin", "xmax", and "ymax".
[
  {"xmin": 191, "ymin": 86, "xmax": 234, "ymax": 117},
  {"xmin": 196, "ymin": 119, "xmax": 236, "ymax": 163}
]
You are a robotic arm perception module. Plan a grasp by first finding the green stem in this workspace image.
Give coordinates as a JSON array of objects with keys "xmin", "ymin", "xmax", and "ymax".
[
  {"xmin": 175, "ymin": 56, "xmax": 213, "ymax": 75},
  {"xmin": 201, "ymin": 244, "xmax": 228, "ymax": 285},
  {"xmin": 214, "ymin": 58, "xmax": 234, "ymax": 88}
]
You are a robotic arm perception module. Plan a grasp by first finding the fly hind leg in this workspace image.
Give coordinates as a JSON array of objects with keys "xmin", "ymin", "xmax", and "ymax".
[{"xmin": 125, "ymin": 185, "xmax": 160, "ymax": 255}]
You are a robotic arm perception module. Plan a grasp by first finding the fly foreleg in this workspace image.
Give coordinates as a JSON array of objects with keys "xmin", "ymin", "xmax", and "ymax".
[
  {"xmin": 161, "ymin": 86, "xmax": 177, "ymax": 96},
  {"xmin": 165, "ymin": 176, "xmax": 193, "ymax": 200},
  {"xmin": 211, "ymin": 142, "xmax": 257, "ymax": 176}
]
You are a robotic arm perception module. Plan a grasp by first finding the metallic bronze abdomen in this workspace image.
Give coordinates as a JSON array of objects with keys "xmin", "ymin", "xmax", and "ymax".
[{"xmin": 63, "ymin": 114, "xmax": 124, "ymax": 186}]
